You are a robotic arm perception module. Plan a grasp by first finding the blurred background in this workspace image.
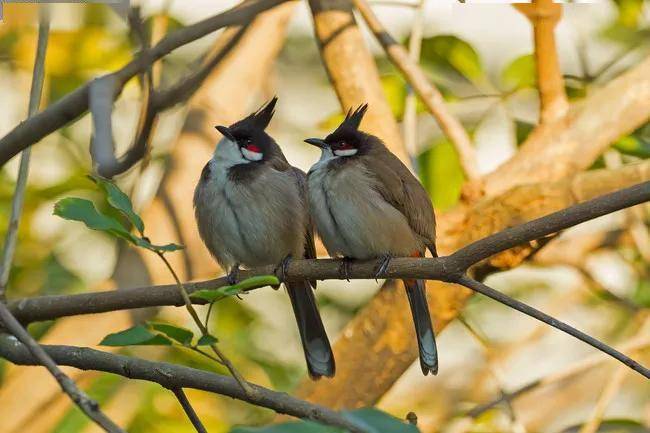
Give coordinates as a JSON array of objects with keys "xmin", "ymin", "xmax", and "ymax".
[{"xmin": 0, "ymin": 0, "xmax": 649, "ymax": 432}]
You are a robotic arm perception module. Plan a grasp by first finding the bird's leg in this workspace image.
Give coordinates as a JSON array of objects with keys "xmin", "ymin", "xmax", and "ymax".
[
  {"xmin": 338, "ymin": 257, "xmax": 354, "ymax": 282},
  {"xmin": 226, "ymin": 263, "xmax": 240, "ymax": 286},
  {"xmin": 274, "ymin": 254, "xmax": 293, "ymax": 284},
  {"xmin": 374, "ymin": 254, "xmax": 392, "ymax": 281}
]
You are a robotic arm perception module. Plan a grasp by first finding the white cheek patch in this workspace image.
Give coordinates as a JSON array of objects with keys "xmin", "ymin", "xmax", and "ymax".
[
  {"xmin": 241, "ymin": 147, "xmax": 263, "ymax": 161},
  {"xmin": 333, "ymin": 148, "xmax": 358, "ymax": 157}
]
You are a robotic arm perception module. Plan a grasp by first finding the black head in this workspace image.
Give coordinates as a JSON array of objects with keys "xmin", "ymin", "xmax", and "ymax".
[
  {"xmin": 305, "ymin": 104, "xmax": 369, "ymax": 157},
  {"xmin": 215, "ymin": 97, "xmax": 279, "ymax": 162}
]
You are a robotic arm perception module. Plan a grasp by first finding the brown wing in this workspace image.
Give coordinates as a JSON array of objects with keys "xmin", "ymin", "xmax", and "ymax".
[{"xmin": 362, "ymin": 144, "xmax": 437, "ymax": 255}]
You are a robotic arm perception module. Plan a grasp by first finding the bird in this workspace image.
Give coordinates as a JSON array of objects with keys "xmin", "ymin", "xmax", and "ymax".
[
  {"xmin": 304, "ymin": 103, "xmax": 438, "ymax": 375},
  {"xmin": 193, "ymin": 97, "xmax": 335, "ymax": 379}
]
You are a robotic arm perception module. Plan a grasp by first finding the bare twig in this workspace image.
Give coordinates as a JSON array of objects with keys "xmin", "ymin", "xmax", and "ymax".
[
  {"xmin": 0, "ymin": 304, "xmax": 125, "ymax": 433},
  {"xmin": 453, "ymin": 275, "xmax": 649, "ymax": 379},
  {"xmin": 353, "ymin": 0, "xmax": 480, "ymax": 180},
  {"xmin": 0, "ymin": 337, "xmax": 367, "ymax": 433},
  {"xmin": 9, "ymin": 182, "xmax": 650, "ymax": 378},
  {"xmin": 0, "ymin": 0, "xmax": 291, "ymax": 167},
  {"xmin": 514, "ymin": 0, "xmax": 569, "ymax": 123},
  {"xmin": 171, "ymin": 388, "xmax": 208, "ymax": 433},
  {"xmin": 0, "ymin": 8, "xmax": 50, "ymax": 299},
  {"xmin": 402, "ymin": 0, "xmax": 424, "ymax": 160},
  {"xmin": 155, "ymin": 251, "xmax": 254, "ymax": 397}
]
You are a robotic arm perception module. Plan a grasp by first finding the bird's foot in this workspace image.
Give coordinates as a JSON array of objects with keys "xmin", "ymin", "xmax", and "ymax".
[
  {"xmin": 227, "ymin": 264, "xmax": 240, "ymax": 286},
  {"xmin": 274, "ymin": 254, "xmax": 293, "ymax": 283},
  {"xmin": 374, "ymin": 254, "xmax": 392, "ymax": 281},
  {"xmin": 338, "ymin": 257, "xmax": 353, "ymax": 282}
]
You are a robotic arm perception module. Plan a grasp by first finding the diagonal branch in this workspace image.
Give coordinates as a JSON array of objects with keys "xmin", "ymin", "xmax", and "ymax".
[
  {"xmin": 515, "ymin": 0, "xmax": 569, "ymax": 123},
  {"xmin": 352, "ymin": 0, "xmax": 480, "ymax": 181},
  {"xmin": 0, "ymin": 0, "xmax": 291, "ymax": 167},
  {"xmin": 0, "ymin": 337, "xmax": 366, "ymax": 433},
  {"xmin": 0, "ymin": 304, "xmax": 126, "ymax": 433},
  {"xmin": 452, "ymin": 275, "xmax": 648, "ymax": 379}
]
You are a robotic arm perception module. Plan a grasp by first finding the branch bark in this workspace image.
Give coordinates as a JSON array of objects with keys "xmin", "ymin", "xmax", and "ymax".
[
  {"xmin": 483, "ymin": 54, "xmax": 650, "ymax": 197},
  {"xmin": 171, "ymin": 388, "xmax": 208, "ymax": 433},
  {"xmin": 0, "ymin": 0, "xmax": 292, "ymax": 167},
  {"xmin": 0, "ymin": 337, "xmax": 366, "ymax": 433},
  {"xmin": 353, "ymin": 0, "xmax": 479, "ymax": 181},
  {"xmin": 515, "ymin": 0, "xmax": 569, "ymax": 123}
]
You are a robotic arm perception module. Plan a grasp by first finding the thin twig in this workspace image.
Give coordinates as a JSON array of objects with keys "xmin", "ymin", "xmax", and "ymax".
[
  {"xmin": 352, "ymin": 0, "xmax": 480, "ymax": 181},
  {"xmin": 156, "ymin": 251, "xmax": 255, "ymax": 397},
  {"xmin": 0, "ymin": 304, "xmax": 125, "ymax": 432},
  {"xmin": 402, "ymin": 0, "xmax": 424, "ymax": 160},
  {"xmin": 0, "ymin": 337, "xmax": 367, "ymax": 433},
  {"xmin": 453, "ymin": 275, "xmax": 649, "ymax": 379},
  {"xmin": 0, "ymin": 7, "xmax": 50, "ymax": 299},
  {"xmin": 171, "ymin": 388, "xmax": 208, "ymax": 433}
]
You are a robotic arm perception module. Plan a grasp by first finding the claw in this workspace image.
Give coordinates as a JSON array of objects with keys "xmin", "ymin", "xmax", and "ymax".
[
  {"xmin": 275, "ymin": 254, "xmax": 293, "ymax": 283},
  {"xmin": 374, "ymin": 254, "xmax": 391, "ymax": 280},
  {"xmin": 338, "ymin": 257, "xmax": 353, "ymax": 282},
  {"xmin": 227, "ymin": 264, "xmax": 240, "ymax": 286}
]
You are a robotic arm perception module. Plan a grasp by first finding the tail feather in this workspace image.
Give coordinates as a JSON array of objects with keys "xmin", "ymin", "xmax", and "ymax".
[
  {"xmin": 286, "ymin": 281, "xmax": 335, "ymax": 379},
  {"xmin": 403, "ymin": 278, "xmax": 438, "ymax": 375}
]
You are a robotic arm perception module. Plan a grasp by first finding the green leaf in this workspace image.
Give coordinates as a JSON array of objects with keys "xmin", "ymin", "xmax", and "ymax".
[
  {"xmin": 197, "ymin": 334, "xmax": 219, "ymax": 346},
  {"xmin": 501, "ymin": 54, "xmax": 535, "ymax": 90},
  {"xmin": 343, "ymin": 408, "xmax": 419, "ymax": 433},
  {"xmin": 418, "ymin": 139, "xmax": 465, "ymax": 211},
  {"xmin": 90, "ymin": 175, "xmax": 145, "ymax": 234},
  {"xmin": 420, "ymin": 35, "xmax": 483, "ymax": 83},
  {"xmin": 149, "ymin": 323, "xmax": 194, "ymax": 346},
  {"xmin": 134, "ymin": 237, "xmax": 185, "ymax": 252},
  {"xmin": 191, "ymin": 276, "xmax": 279, "ymax": 302},
  {"xmin": 612, "ymin": 123, "xmax": 650, "ymax": 158},
  {"xmin": 100, "ymin": 325, "xmax": 173, "ymax": 346},
  {"xmin": 53, "ymin": 197, "xmax": 136, "ymax": 243},
  {"xmin": 515, "ymin": 120, "xmax": 535, "ymax": 146}
]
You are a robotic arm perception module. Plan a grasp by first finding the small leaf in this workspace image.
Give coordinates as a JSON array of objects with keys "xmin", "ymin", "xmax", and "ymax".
[
  {"xmin": 100, "ymin": 325, "xmax": 173, "ymax": 346},
  {"xmin": 501, "ymin": 54, "xmax": 536, "ymax": 90},
  {"xmin": 149, "ymin": 323, "xmax": 194, "ymax": 346},
  {"xmin": 197, "ymin": 334, "xmax": 219, "ymax": 346},
  {"xmin": 343, "ymin": 408, "xmax": 420, "ymax": 433},
  {"xmin": 53, "ymin": 198, "xmax": 137, "ymax": 244},
  {"xmin": 612, "ymin": 123, "xmax": 650, "ymax": 158},
  {"xmin": 420, "ymin": 35, "xmax": 483, "ymax": 83},
  {"xmin": 191, "ymin": 276, "xmax": 279, "ymax": 302},
  {"xmin": 90, "ymin": 175, "xmax": 145, "ymax": 234},
  {"xmin": 134, "ymin": 237, "xmax": 185, "ymax": 252}
]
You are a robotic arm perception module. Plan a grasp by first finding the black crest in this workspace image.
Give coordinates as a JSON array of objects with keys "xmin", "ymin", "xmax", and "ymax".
[
  {"xmin": 231, "ymin": 97, "xmax": 278, "ymax": 132},
  {"xmin": 335, "ymin": 104, "xmax": 368, "ymax": 133}
]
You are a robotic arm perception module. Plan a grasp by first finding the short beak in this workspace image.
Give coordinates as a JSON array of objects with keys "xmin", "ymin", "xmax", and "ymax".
[
  {"xmin": 304, "ymin": 138, "xmax": 327, "ymax": 149},
  {"xmin": 215, "ymin": 125, "xmax": 235, "ymax": 142}
]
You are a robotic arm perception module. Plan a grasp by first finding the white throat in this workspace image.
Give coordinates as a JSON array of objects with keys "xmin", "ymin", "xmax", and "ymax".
[
  {"xmin": 241, "ymin": 147, "xmax": 263, "ymax": 161},
  {"xmin": 333, "ymin": 148, "xmax": 358, "ymax": 157}
]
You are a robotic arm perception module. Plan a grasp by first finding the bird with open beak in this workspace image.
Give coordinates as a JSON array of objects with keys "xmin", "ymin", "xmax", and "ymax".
[
  {"xmin": 194, "ymin": 98, "xmax": 335, "ymax": 379},
  {"xmin": 305, "ymin": 104, "xmax": 439, "ymax": 375}
]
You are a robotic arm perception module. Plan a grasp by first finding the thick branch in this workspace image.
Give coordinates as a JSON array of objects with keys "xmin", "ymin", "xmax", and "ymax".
[
  {"xmin": 353, "ymin": 0, "xmax": 479, "ymax": 180},
  {"xmin": 515, "ymin": 0, "xmax": 569, "ymax": 123},
  {"xmin": 0, "ymin": 337, "xmax": 365, "ymax": 433},
  {"xmin": 0, "ymin": 0, "xmax": 291, "ymax": 167}
]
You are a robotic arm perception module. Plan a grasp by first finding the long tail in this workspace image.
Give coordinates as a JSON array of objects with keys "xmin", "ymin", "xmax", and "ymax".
[
  {"xmin": 403, "ymin": 278, "xmax": 438, "ymax": 375},
  {"xmin": 286, "ymin": 281, "xmax": 335, "ymax": 379}
]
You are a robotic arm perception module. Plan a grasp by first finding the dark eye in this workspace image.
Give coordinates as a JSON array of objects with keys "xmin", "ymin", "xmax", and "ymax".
[{"xmin": 335, "ymin": 141, "xmax": 352, "ymax": 150}]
